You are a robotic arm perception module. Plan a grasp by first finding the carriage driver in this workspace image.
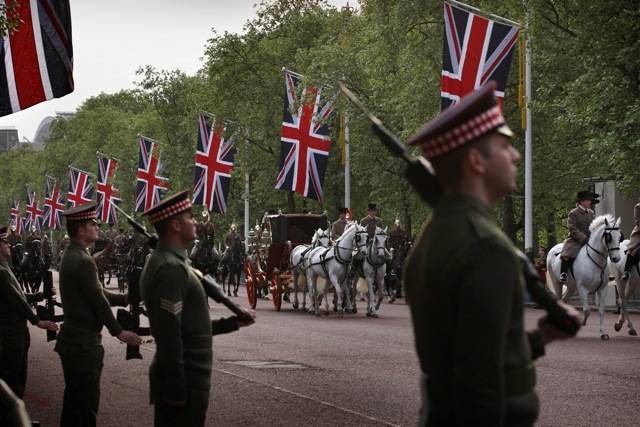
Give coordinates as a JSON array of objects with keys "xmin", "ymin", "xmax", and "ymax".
[
  {"xmin": 360, "ymin": 203, "xmax": 391, "ymax": 261},
  {"xmin": 331, "ymin": 207, "xmax": 349, "ymax": 241},
  {"xmin": 139, "ymin": 190, "xmax": 255, "ymax": 427},
  {"xmin": 622, "ymin": 198, "xmax": 640, "ymax": 280},
  {"xmin": 559, "ymin": 191, "xmax": 597, "ymax": 284},
  {"xmin": 404, "ymin": 82, "xmax": 578, "ymax": 426}
]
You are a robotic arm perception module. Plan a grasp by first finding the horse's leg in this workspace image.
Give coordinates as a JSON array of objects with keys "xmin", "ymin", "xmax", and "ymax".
[
  {"xmin": 375, "ymin": 269, "xmax": 385, "ymax": 310},
  {"xmin": 309, "ymin": 273, "xmax": 320, "ymax": 316},
  {"xmin": 292, "ymin": 270, "xmax": 299, "ymax": 310},
  {"xmin": 577, "ymin": 284, "xmax": 590, "ymax": 326},
  {"xmin": 598, "ymin": 284, "xmax": 609, "ymax": 340},
  {"xmin": 614, "ymin": 279, "xmax": 626, "ymax": 332},
  {"xmin": 624, "ymin": 280, "xmax": 637, "ymax": 336}
]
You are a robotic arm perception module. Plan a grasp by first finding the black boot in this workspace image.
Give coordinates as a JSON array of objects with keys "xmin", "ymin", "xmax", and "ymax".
[
  {"xmin": 622, "ymin": 253, "xmax": 637, "ymax": 281},
  {"xmin": 560, "ymin": 258, "xmax": 571, "ymax": 283}
]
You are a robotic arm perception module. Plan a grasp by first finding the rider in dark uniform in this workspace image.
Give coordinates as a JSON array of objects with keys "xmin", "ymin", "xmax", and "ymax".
[
  {"xmin": 559, "ymin": 191, "xmax": 597, "ymax": 284},
  {"xmin": 140, "ymin": 190, "xmax": 255, "ymax": 426},
  {"xmin": 403, "ymin": 83, "xmax": 578, "ymax": 426},
  {"xmin": 331, "ymin": 208, "xmax": 349, "ymax": 241},
  {"xmin": 55, "ymin": 204, "xmax": 141, "ymax": 426},
  {"xmin": 0, "ymin": 226, "xmax": 58, "ymax": 398}
]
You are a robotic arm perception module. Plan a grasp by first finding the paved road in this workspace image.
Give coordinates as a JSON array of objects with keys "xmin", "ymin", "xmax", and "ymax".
[{"xmin": 22, "ymin": 276, "xmax": 640, "ymax": 426}]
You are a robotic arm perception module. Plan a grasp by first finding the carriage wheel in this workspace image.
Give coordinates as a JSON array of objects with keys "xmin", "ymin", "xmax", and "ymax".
[
  {"xmin": 271, "ymin": 270, "xmax": 282, "ymax": 311},
  {"xmin": 244, "ymin": 261, "xmax": 257, "ymax": 309}
]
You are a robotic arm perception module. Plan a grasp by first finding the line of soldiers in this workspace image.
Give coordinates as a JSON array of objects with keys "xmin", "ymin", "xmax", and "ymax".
[{"xmin": 0, "ymin": 194, "xmax": 256, "ymax": 427}]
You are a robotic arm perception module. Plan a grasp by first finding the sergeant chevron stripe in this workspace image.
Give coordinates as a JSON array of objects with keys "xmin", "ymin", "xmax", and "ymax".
[{"xmin": 160, "ymin": 299, "xmax": 183, "ymax": 316}]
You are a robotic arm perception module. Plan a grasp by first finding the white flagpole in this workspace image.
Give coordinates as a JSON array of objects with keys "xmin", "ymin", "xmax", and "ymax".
[
  {"xmin": 344, "ymin": 113, "xmax": 351, "ymax": 210},
  {"xmin": 244, "ymin": 172, "xmax": 250, "ymax": 252},
  {"xmin": 524, "ymin": 15, "xmax": 533, "ymax": 256}
]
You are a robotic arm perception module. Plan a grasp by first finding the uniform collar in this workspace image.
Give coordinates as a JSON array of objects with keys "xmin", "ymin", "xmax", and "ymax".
[
  {"xmin": 437, "ymin": 193, "xmax": 494, "ymax": 221},
  {"xmin": 69, "ymin": 240, "xmax": 90, "ymax": 252},
  {"xmin": 0, "ymin": 260, "xmax": 9, "ymax": 269},
  {"xmin": 157, "ymin": 240, "xmax": 188, "ymax": 261}
]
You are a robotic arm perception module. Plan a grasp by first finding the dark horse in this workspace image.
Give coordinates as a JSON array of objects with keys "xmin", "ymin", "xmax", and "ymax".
[
  {"xmin": 21, "ymin": 239, "xmax": 47, "ymax": 294},
  {"xmin": 220, "ymin": 239, "xmax": 244, "ymax": 297},
  {"xmin": 384, "ymin": 236, "xmax": 413, "ymax": 303},
  {"xmin": 190, "ymin": 236, "xmax": 220, "ymax": 279}
]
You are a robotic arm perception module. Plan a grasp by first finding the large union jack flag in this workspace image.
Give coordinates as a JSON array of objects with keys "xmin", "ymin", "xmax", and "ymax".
[
  {"xmin": 0, "ymin": 0, "xmax": 73, "ymax": 117},
  {"xmin": 10, "ymin": 200, "xmax": 22, "ymax": 234},
  {"xmin": 25, "ymin": 188, "xmax": 44, "ymax": 232},
  {"xmin": 97, "ymin": 156, "xmax": 121, "ymax": 224},
  {"xmin": 275, "ymin": 70, "xmax": 339, "ymax": 202},
  {"xmin": 136, "ymin": 136, "xmax": 168, "ymax": 213},
  {"xmin": 441, "ymin": 1, "xmax": 520, "ymax": 110},
  {"xmin": 67, "ymin": 166, "xmax": 93, "ymax": 207},
  {"xmin": 43, "ymin": 176, "xmax": 64, "ymax": 230},
  {"xmin": 193, "ymin": 114, "xmax": 236, "ymax": 215}
]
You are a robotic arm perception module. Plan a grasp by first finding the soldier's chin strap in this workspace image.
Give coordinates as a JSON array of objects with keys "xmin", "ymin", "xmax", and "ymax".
[{"xmin": 339, "ymin": 81, "xmax": 580, "ymax": 337}]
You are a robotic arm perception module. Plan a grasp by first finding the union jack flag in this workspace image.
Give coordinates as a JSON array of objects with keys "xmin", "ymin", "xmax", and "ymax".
[
  {"xmin": 441, "ymin": 1, "xmax": 520, "ymax": 110},
  {"xmin": 0, "ymin": 0, "xmax": 73, "ymax": 117},
  {"xmin": 193, "ymin": 114, "xmax": 236, "ymax": 215},
  {"xmin": 43, "ymin": 176, "xmax": 64, "ymax": 230},
  {"xmin": 25, "ymin": 189, "xmax": 44, "ymax": 232},
  {"xmin": 275, "ymin": 70, "xmax": 339, "ymax": 202},
  {"xmin": 67, "ymin": 167, "xmax": 93, "ymax": 207},
  {"xmin": 10, "ymin": 200, "xmax": 22, "ymax": 234},
  {"xmin": 136, "ymin": 136, "xmax": 168, "ymax": 213},
  {"xmin": 96, "ymin": 156, "xmax": 121, "ymax": 224}
]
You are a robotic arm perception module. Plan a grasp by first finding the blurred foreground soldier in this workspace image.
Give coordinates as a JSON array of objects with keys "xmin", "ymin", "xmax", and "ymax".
[
  {"xmin": 404, "ymin": 82, "xmax": 578, "ymax": 426},
  {"xmin": 0, "ymin": 226, "xmax": 58, "ymax": 398},
  {"xmin": 140, "ymin": 190, "xmax": 255, "ymax": 427},
  {"xmin": 622, "ymin": 199, "xmax": 640, "ymax": 280},
  {"xmin": 331, "ymin": 207, "xmax": 349, "ymax": 240},
  {"xmin": 0, "ymin": 379, "xmax": 31, "ymax": 427},
  {"xmin": 559, "ymin": 191, "xmax": 597, "ymax": 284},
  {"xmin": 55, "ymin": 204, "xmax": 141, "ymax": 427}
]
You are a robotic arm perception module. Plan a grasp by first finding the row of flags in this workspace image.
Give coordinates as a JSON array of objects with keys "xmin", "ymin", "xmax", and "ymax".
[{"xmin": 4, "ymin": 1, "xmax": 522, "ymax": 224}]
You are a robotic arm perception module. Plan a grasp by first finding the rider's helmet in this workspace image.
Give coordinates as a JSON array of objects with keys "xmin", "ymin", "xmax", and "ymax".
[
  {"xmin": 10, "ymin": 225, "xmax": 16, "ymax": 232},
  {"xmin": 31, "ymin": 225, "xmax": 37, "ymax": 233},
  {"xmin": 201, "ymin": 210, "xmax": 209, "ymax": 220},
  {"xmin": 230, "ymin": 223, "xmax": 237, "ymax": 232}
]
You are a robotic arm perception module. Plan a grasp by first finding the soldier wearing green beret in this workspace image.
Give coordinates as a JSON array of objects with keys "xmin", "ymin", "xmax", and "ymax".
[
  {"xmin": 55, "ymin": 204, "xmax": 141, "ymax": 427},
  {"xmin": 0, "ymin": 226, "xmax": 58, "ymax": 399},
  {"xmin": 140, "ymin": 190, "xmax": 255, "ymax": 427},
  {"xmin": 404, "ymin": 82, "xmax": 578, "ymax": 426}
]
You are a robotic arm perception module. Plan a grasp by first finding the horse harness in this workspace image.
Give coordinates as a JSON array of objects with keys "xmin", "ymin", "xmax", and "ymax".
[
  {"xmin": 307, "ymin": 230, "xmax": 368, "ymax": 283},
  {"xmin": 584, "ymin": 226, "xmax": 620, "ymax": 293}
]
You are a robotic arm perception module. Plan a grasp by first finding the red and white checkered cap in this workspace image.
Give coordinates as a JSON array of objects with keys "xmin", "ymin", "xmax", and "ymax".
[
  {"xmin": 408, "ymin": 81, "xmax": 513, "ymax": 160},
  {"xmin": 143, "ymin": 189, "xmax": 193, "ymax": 224},
  {"xmin": 63, "ymin": 203, "xmax": 98, "ymax": 222}
]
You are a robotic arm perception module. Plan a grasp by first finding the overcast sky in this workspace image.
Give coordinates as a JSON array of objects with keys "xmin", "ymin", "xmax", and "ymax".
[{"xmin": 1, "ymin": 0, "xmax": 351, "ymax": 141}]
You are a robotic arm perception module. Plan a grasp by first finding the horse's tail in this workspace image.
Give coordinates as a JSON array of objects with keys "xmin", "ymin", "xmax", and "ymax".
[{"xmin": 356, "ymin": 277, "xmax": 368, "ymax": 293}]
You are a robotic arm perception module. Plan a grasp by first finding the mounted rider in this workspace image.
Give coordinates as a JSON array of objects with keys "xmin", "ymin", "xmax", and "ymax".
[
  {"xmin": 388, "ymin": 218, "xmax": 407, "ymax": 254},
  {"xmin": 330, "ymin": 207, "xmax": 349, "ymax": 241},
  {"xmin": 196, "ymin": 210, "xmax": 215, "ymax": 251},
  {"xmin": 622, "ymin": 198, "xmax": 640, "ymax": 280},
  {"xmin": 360, "ymin": 203, "xmax": 391, "ymax": 261},
  {"xmin": 559, "ymin": 191, "xmax": 598, "ymax": 284},
  {"xmin": 24, "ymin": 226, "xmax": 40, "ymax": 253},
  {"xmin": 7, "ymin": 225, "xmax": 21, "ymax": 246},
  {"xmin": 224, "ymin": 223, "xmax": 241, "ymax": 249}
]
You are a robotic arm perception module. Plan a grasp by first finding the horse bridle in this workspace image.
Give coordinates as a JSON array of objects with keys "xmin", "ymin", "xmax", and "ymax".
[
  {"xmin": 585, "ymin": 226, "xmax": 620, "ymax": 291},
  {"xmin": 333, "ymin": 229, "xmax": 368, "ymax": 265},
  {"xmin": 367, "ymin": 230, "xmax": 387, "ymax": 267}
]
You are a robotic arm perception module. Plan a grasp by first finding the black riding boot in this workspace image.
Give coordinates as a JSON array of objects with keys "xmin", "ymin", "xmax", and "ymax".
[
  {"xmin": 560, "ymin": 258, "xmax": 571, "ymax": 283},
  {"xmin": 622, "ymin": 253, "xmax": 638, "ymax": 281}
]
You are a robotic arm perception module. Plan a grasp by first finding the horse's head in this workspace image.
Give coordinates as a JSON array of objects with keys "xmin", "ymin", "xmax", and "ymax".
[
  {"xmin": 371, "ymin": 226, "xmax": 388, "ymax": 259},
  {"xmin": 353, "ymin": 223, "xmax": 369, "ymax": 256},
  {"xmin": 313, "ymin": 228, "xmax": 331, "ymax": 248},
  {"xmin": 591, "ymin": 215, "xmax": 622, "ymax": 263}
]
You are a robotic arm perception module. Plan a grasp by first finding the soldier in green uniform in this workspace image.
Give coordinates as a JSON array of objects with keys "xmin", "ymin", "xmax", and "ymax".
[
  {"xmin": 0, "ymin": 226, "xmax": 59, "ymax": 398},
  {"xmin": 140, "ymin": 190, "xmax": 255, "ymax": 427},
  {"xmin": 404, "ymin": 83, "xmax": 578, "ymax": 426},
  {"xmin": 559, "ymin": 191, "xmax": 597, "ymax": 283},
  {"xmin": 55, "ymin": 204, "xmax": 142, "ymax": 427}
]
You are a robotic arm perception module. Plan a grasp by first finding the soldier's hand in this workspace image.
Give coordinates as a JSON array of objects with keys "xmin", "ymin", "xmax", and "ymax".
[
  {"xmin": 36, "ymin": 320, "xmax": 59, "ymax": 332},
  {"xmin": 238, "ymin": 309, "xmax": 256, "ymax": 327},
  {"xmin": 117, "ymin": 330, "xmax": 143, "ymax": 347},
  {"xmin": 538, "ymin": 301, "xmax": 581, "ymax": 344}
]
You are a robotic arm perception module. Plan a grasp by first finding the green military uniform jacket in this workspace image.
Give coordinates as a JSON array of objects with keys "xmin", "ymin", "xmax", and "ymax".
[
  {"xmin": 56, "ymin": 241, "xmax": 126, "ymax": 345},
  {"xmin": 360, "ymin": 215, "xmax": 383, "ymax": 240},
  {"xmin": 560, "ymin": 205, "xmax": 595, "ymax": 259},
  {"xmin": 0, "ymin": 261, "xmax": 42, "ymax": 327},
  {"xmin": 140, "ymin": 242, "xmax": 239, "ymax": 404},
  {"xmin": 404, "ymin": 194, "xmax": 545, "ymax": 426}
]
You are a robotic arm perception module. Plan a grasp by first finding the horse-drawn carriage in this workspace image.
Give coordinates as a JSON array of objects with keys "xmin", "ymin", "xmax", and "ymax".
[{"xmin": 244, "ymin": 213, "xmax": 327, "ymax": 311}]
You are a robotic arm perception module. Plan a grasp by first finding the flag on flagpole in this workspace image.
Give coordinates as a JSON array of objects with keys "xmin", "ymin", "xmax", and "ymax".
[
  {"xmin": 25, "ymin": 188, "xmax": 44, "ymax": 232},
  {"xmin": 67, "ymin": 166, "xmax": 94, "ymax": 207},
  {"xmin": 96, "ymin": 156, "xmax": 121, "ymax": 224},
  {"xmin": 441, "ymin": 1, "xmax": 520, "ymax": 110},
  {"xmin": 10, "ymin": 200, "xmax": 22, "ymax": 234},
  {"xmin": 0, "ymin": 0, "xmax": 73, "ymax": 117},
  {"xmin": 135, "ymin": 136, "xmax": 168, "ymax": 213},
  {"xmin": 43, "ymin": 176, "xmax": 65, "ymax": 230},
  {"xmin": 275, "ymin": 69, "xmax": 339, "ymax": 202},
  {"xmin": 193, "ymin": 113, "xmax": 236, "ymax": 215}
]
